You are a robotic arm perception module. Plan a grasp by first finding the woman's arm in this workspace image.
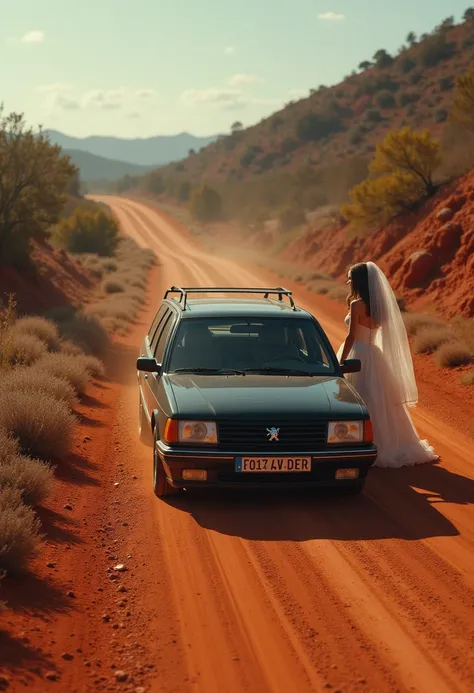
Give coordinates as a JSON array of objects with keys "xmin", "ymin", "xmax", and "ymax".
[{"xmin": 339, "ymin": 301, "xmax": 360, "ymax": 364}]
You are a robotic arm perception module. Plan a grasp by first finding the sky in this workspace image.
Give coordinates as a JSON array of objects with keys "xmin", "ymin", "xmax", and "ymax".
[{"xmin": 1, "ymin": 0, "xmax": 472, "ymax": 139}]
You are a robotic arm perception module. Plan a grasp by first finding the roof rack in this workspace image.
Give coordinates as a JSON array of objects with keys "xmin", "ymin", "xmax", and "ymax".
[{"xmin": 164, "ymin": 286, "xmax": 296, "ymax": 310}]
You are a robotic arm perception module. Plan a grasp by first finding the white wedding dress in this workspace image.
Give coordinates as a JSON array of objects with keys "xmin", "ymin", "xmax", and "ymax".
[{"xmin": 338, "ymin": 314, "xmax": 438, "ymax": 468}]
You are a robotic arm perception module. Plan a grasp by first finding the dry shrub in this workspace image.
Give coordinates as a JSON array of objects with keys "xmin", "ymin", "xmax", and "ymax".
[
  {"xmin": 413, "ymin": 327, "xmax": 456, "ymax": 354},
  {"xmin": 59, "ymin": 339, "xmax": 85, "ymax": 357},
  {"xmin": 452, "ymin": 317, "xmax": 474, "ymax": 353},
  {"xmin": 87, "ymin": 295, "xmax": 139, "ymax": 323},
  {"xmin": 7, "ymin": 332, "xmax": 47, "ymax": 366},
  {"xmin": 461, "ymin": 370, "xmax": 474, "ymax": 386},
  {"xmin": 327, "ymin": 285, "xmax": 348, "ymax": 302},
  {"xmin": 0, "ymin": 390, "xmax": 76, "ymax": 460},
  {"xmin": 36, "ymin": 353, "xmax": 90, "ymax": 395},
  {"xmin": 57, "ymin": 313, "xmax": 110, "ymax": 357},
  {"xmin": 435, "ymin": 343, "xmax": 473, "ymax": 368},
  {"xmin": 11, "ymin": 317, "xmax": 60, "ymax": 351},
  {"xmin": 113, "ymin": 272, "xmax": 148, "ymax": 291},
  {"xmin": 0, "ymin": 429, "xmax": 20, "ymax": 461},
  {"xmin": 0, "ymin": 488, "xmax": 42, "ymax": 572},
  {"xmin": 0, "ymin": 455, "xmax": 54, "ymax": 506},
  {"xmin": 309, "ymin": 280, "xmax": 334, "ymax": 295},
  {"xmin": 0, "ymin": 367, "xmax": 78, "ymax": 408},
  {"xmin": 102, "ymin": 259, "xmax": 117, "ymax": 272},
  {"xmin": 75, "ymin": 354, "xmax": 105, "ymax": 378},
  {"xmin": 99, "ymin": 316, "xmax": 130, "ymax": 336},
  {"xmin": 103, "ymin": 278, "xmax": 126, "ymax": 294},
  {"xmin": 403, "ymin": 312, "xmax": 444, "ymax": 336}
]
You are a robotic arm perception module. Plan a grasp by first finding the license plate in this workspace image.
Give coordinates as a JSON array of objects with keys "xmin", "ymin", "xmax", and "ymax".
[{"xmin": 235, "ymin": 457, "xmax": 311, "ymax": 473}]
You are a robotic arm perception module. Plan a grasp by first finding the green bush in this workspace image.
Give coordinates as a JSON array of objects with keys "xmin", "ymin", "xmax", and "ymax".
[
  {"xmin": 189, "ymin": 184, "xmax": 222, "ymax": 222},
  {"xmin": 400, "ymin": 57, "xmax": 417, "ymax": 74},
  {"xmin": 409, "ymin": 71, "xmax": 422, "ymax": 85},
  {"xmin": 439, "ymin": 76, "xmax": 454, "ymax": 92},
  {"xmin": 435, "ymin": 108, "xmax": 448, "ymax": 123},
  {"xmin": 397, "ymin": 91, "xmax": 419, "ymax": 107},
  {"xmin": 375, "ymin": 90, "xmax": 396, "ymax": 109},
  {"xmin": 296, "ymin": 113, "xmax": 344, "ymax": 142},
  {"xmin": 420, "ymin": 35, "xmax": 455, "ymax": 67},
  {"xmin": 366, "ymin": 109, "xmax": 383, "ymax": 123},
  {"xmin": 52, "ymin": 208, "xmax": 119, "ymax": 256}
]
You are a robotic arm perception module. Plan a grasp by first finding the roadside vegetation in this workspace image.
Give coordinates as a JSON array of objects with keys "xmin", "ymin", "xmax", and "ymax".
[{"xmin": 0, "ymin": 108, "xmax": 156, "ymax": 605}]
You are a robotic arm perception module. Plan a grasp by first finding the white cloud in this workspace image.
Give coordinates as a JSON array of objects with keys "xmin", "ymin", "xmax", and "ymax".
[
  {"xmin": 229, "ymin": 74, "xmax": 259, "ymax": 86},
  {"xmin": 317, "ymin": 11, "xmax": 345, "ymax": 21},
  {"xmin": 21, "ymin": 30, "xmax": 45, "ymax": 43},
  {"xmin": 182, "ymin": 87, "xmax": 246, "ymax": 111},
  {"xmin": 135, "ymin": 88, "xmax": 155, "ymax": 100},
  {"xmin": 82, "ymin": 88, "xmax": 126, "ymax": 110},
  {"xmin": 36, "ymin": 83, "xmax": 71, "ymax": 93},
  {"xmin": 53, "ymin": 94, "xmax": 81, "ymax": 110},
  {"xmin": 224, "ymin": 45, "xmax": 235, "ymax": 55}
]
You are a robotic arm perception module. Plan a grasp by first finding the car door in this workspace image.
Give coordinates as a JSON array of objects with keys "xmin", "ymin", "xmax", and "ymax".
[{"xmin": 143, "ymin": 309, "xmax": 176, "ymax": 425}]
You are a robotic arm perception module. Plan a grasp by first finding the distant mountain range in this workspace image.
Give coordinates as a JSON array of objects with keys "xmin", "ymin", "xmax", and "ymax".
[
  {"xmin": 63, "ymin": 149, "xmax": 154, "ymax": 182},
  {"xmin": 46, "ymin": 130, "xmax": 218, "ymax": 181}
]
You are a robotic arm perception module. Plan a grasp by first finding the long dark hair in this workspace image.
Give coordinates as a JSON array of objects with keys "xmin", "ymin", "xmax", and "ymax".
[{"xmin": 347, "ymin": 262, "xmax": 371, "ymax": 316}]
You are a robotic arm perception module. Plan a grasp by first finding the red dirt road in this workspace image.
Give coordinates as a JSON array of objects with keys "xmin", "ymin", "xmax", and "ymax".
[{"xmin": 2, "ymin": 196, "xmax": 474, "ymax": 693}]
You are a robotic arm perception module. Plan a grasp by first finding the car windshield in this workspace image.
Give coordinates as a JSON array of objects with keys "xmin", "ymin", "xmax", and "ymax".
[{"xmin": 167, "ymin": 317, "xmax": 337, "ymax": 375}]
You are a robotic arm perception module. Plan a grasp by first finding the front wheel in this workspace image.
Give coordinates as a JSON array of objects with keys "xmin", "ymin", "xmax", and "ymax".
[{"xmin": 153, "ymin": 429, "xmax": 179, "ymax": 498}]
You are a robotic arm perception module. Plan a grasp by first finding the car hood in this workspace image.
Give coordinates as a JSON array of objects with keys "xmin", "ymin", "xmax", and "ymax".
[{"xmin": 164, "ymin": 374, "xmax": 367, "ymax": 419}]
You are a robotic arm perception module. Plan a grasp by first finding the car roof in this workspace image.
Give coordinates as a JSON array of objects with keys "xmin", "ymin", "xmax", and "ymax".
[{"xmin": 164, "ymin": 297, "xmax": 312, "ymax": 319}]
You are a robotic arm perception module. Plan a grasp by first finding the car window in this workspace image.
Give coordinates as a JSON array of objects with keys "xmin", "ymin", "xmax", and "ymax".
[
  {"xmin": 167, "ymin": 317, "xmax": 336, "ymax": 374},
  {"xmin": 154, "ymin": 313, "xmax": 174, "ymax": 362},
  {"xmin": 148, "ymin": 306, "xmax": 167, "ymax": 346}
]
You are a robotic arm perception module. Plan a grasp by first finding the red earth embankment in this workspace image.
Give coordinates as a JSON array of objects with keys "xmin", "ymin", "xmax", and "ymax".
[
  {"xmin": 0, "ymin": 240, "xmax": 94, "ymax": 315},
  {"xmin": 285, "ymin": 171, "xmax": 474, "ymax": 318}
]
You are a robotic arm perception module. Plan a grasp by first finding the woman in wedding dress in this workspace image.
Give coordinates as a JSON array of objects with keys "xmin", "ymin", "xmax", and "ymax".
[{"xmin": 337, "ymin": 261, "xmax": 438, "ymax": 468}]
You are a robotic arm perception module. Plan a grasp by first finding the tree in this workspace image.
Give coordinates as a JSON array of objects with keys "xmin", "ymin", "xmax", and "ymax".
[
  {"xmin": 189, "ymin": 184, "xmax": 222, "ymax": 222},
  {"xmin": 231, "ymin": 121, "xmax": 243, "ymax": 133},
  {"xmin": 371, "ymin": 127, "xmax": 441, "ymax": 196},
  {"xmin": 451, "ymin": 63, "xmax": 474, "ymax": 130},
  {"xmin": 358, "ymin": 60, "xmax": 372, "ymax": 71},
  {"xmin": 341, "ymin": 127, "xmax": 442, "ymax": 229},
  {"xmin": 406, "ymin": 31, "xmax": 417, "ymax": 45},
  {"xmin": 0, "ymin": 108, "xmax": 76, "ymax": 264},
  {"xmin": 296, "ymin": 113, "xmax": 343, "ymax": 142},
  {"xmin": 373, "ymin": 49, "xmax": 394, "ymax": 69},
  {"xmin": 464, "ymin": 8, "xmax": 474, "ymax": 21},
  {"xmin": 143, "ymin": 170, "xmax": 165, "ymax": 195},
  {"xmin": 437, "ymin": 16, "xmax": 455, "ymax": 33},
  {"xmin": 51, "ymin": 207, "xmax": 119, "ymax": 256},
  {"xmin": 420, "ymin": 34, "xmax": 455, "ymax": 67},
  {"xmin": 188, "ymin": 148, "xmax": 196, "ymax": 156}
]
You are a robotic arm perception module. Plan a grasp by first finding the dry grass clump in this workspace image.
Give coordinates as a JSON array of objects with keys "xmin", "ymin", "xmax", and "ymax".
[
  {"xmin": 10, "ymin": 316, "xmax": 60, "ymax": 351},
  {"xmin": 87, "ymin": 295, "xmax": 140, "ymax": 324},
  {"xmin": 0, "ymin": 367, "xmax": 78, "ymax": 408},
  {"xmin": 0, "ymin": 454, "xmax": 54, "ymax": 506},
  {"xmin": 327, "ymin": 285, "xmax": 349, "ymax": 302},
  {"xmin": 115, "ymin": 238, "xmax": 156, "ymax": 270},
  {"xmin": 0, "ymin": 488, "xmax": 42, "ymax": 572},
  {"xmin": 7, "ymin": 332, "xmax": 47, "ymax": 366},
  {"xmin": 413, "ymin": 327, "xmax": 456, "ymax": 354},
  {"xmin": 35, "ymin": 353, "xmax": 90, "ymax": 395},
  {"xmin": 402, "ymin": 312, "xmax": 444, "ymax": 336},
  {"xmin": 435, "ymin": 343, "xmax": 473, "ymax": 368},
  {"xmin": 56, "ymin": 312, "xmax": 110, "ymax": 357},
  {"xmin": 0, "ymin": 391, "xmax": 76, "ymax": 460},
  {"xmin": 452, "ymin": 317, "xmax": 474, "ymax": 353},
  {"xmin": 461, "ymin": 369, "xmax": 474, "ymax": 386},
  {"xmin": 0, "ymin": 429, "xmax": 21, "ymax": 461},
  {"xmin": 75, "ymin": 354, "xmax": 105, "ymax": 378},
  {"xmin": 59, "ymin": 339, "xmax": 85, "ymax": 357},
  {"xmin": 103, "ymin": 278, "xmax": 126, "ymax": 294}
]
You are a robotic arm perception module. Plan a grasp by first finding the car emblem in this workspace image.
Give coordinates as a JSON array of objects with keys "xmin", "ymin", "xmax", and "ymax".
[{"xmin": 266, "ymin": 427, "xmax": 280, "ymax": 442}]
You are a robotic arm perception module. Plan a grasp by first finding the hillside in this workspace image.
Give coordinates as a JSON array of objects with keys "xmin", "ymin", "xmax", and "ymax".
[
  {"xmin": 64, "ymin": 148, "xmax": 153, "ymax": 182},
  {"xmin": 47, "ymin": 130, "xmax": 218, "ymax": 167},
  {"xmin": 284, "ymin": 169, "xmax": 474, "ymax": 319},
  {"xmin": 152, "ymin": 15, "xmax": 474, "ymax": 207}
]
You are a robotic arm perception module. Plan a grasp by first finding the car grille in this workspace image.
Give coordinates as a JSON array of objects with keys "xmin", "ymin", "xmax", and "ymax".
[{"xmin": 217, "ymin": 419, "xmax": 328, "ymax": 452}]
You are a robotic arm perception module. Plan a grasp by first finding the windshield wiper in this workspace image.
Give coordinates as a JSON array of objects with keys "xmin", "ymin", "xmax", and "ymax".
[
  {"xmin": 171, "ymin": 367, "xmax": 245, "ymax": 375},
  {"xmin": 242, "ymin": 367, "xmax": 316, "ymax": 376}
]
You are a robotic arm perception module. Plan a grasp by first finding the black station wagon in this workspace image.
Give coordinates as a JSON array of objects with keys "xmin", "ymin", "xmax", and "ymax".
[{"xmin": 137, "ymin": 287, "xmax": 377, "ymax": 497}]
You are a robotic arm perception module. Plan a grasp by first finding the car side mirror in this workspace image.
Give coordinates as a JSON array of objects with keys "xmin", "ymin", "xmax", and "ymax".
[
  {"xmin": 340, "ymin": 359, "xmax": 361, "ymax": 374},
  {"xmin": 137, "ymin": 357, "xmax": 162, "ymax": 374}
]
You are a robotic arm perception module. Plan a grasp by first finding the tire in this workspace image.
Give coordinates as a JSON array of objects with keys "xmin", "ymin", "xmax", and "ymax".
[
  {"xmin": 138, "ymin": 395, "xmax": 153, "ymax": 446},
  {"xmin": 153, "ymin": 428, "xmax": 179, "ymax": 498}
]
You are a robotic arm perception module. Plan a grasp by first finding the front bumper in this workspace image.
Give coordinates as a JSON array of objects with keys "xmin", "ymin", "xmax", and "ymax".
[{"xmin": 156, "ymin": 440, "xmax": 377, "ymax": 489}]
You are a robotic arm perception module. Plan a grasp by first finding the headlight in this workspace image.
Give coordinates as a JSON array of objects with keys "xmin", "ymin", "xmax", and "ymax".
[
  {"xmin": 328, "ymin": 421, "xmax": 363, "ymax": 444},
  {"xmin": 178, "ymin": 421, "xmax": 218, "ymax": 444}
]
